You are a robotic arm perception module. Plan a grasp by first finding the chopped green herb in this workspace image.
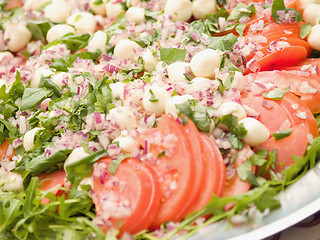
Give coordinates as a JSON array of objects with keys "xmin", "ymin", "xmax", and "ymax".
[
  {"xmin": 272, "ymin": 128, "xmax": 292, "ymax": 140},
  {"xmin": 262, "ymin": 87, "xmax": 288, "ymax": 100},
  {"xmin": 159, "ymin": 48, "xmax": 187, "ymax": 64}
]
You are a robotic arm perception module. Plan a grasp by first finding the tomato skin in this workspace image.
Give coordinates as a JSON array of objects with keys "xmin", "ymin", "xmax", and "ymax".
[
  {"xmin": 138, "ymin": 115, "xmax": 197, "ymax": 229},
  {"xmin": 0, "ymin": 140, "xmax": 14, "ymax": 161},
  {"xmin": 39, "ymin": 169, "xmax": 66, "ymax": 205},
  {"xmin": 92, "ymin": 157, "xmax": 160, "ymax": 235}
]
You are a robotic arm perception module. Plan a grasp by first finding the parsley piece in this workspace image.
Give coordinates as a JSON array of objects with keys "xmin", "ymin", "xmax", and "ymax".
[
  {"xmin": 272, "ymin": 128, "xmax": 292, "ymax": 140},
  {"xmin": 149, "ymin": 89, "xmax": 159, "ymax": 102},
  {"xmin": 108, "ymin": 153, "xmax": 132, "ymax": 175}
]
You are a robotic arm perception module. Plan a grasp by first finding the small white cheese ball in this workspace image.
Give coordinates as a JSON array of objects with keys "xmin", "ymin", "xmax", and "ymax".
[
  {"xmin": 110, "ymin": 82, "xmax": 125, "ymax": 100},
  {"xmin": 165, "ymin": 94, "xmax": 193, "ymax": 118},
  {"xmin": 142, "ymin": 85, "xmax": 171, "ymax": 117},
  {"xmin": 4, "ymin": 23, "xmax": 32, "ymax": 52},
  {"xmin": 44, "ymin": 0, "xmax": 72, "ymax": 23},
  {"xmin": 23, "ymin": 0, "xmax": 50, "ymax": 10},
  {"xmin": 216, "ymin": 70, "xmax": 246, "ymax": 91},
  {"xmin": 0, "ymin": 51, "xmax": 14, "ymax": 62},
  {"xmin": 190, "ymin": 49, "xmax": 221, "ymax": 79},
  {"xmin": 109, "ymin": 106, "xmax": 137, "ymax": 130},
  {"xmin": 113, "ymin": 132, "xmax": 140, "ymax": 153},
  {"xmin": 30, "ymin": 67, "xmax": 53, "ymax": 88},
  {"xmin": 126, "ymin": 7, "xmax": 146, "ymax": 25},
  {"xmin": 307, "ymin": 25, "xmax": 320, "ymax": 50},
  {"xmin": 167, "ymin": 62, "xmax": 190, "ymax": 82},
  {"xmin": 192, "ymin": 0, "xmax": 217, "ymax": 20},
  {"xmin": 66, "ymin": 12, "xmax": 97, "ymax": 34},
  {"xmin": 143, "ymin": 49, "xmax": 159, "ymax": 72},
  {"xmin": 0, "ymin": 172, "xmax": 24, "ymax": 192},
  {"xmin": 106, "ymin": 1, "xmax": 124, "ymax": 19},
  {"xmin": 23, "ymin": 127, "xmax": 42, "ymax": 151},
  {"xmin": 298, "ymin": 0, "xmax": 320, "ymax": 12},
  {"xmin": 218, "ymin": 101, "xmax": 247, "ymax": 120},
  {"xmin": 185, "ymin": 77, "xmax": 214, "ymax": 94},
  {"xmin": 89, "ymin": 0, "xmax": 106, "ymax": 16},
  {"xmin": 64, "ymin": 147, "xmax": 89, "ymax": 170},
  {"xmin": 46, "ymin": 24, "xmax": 75, "ymax": 43},
  {"xmin": 239, "ymin": 117, "xmax": 270, "ymax": 147},
  {"xmin": 164, "ymin": 0, "xmax": 193, "ymax": 22},
  {"xmin": 51, "ymin": 72, "xmax": 70, "ymax": 89},
  {"xmin": 303, "ymin": 4, "xmax": 320, "ymax": 25},
  {"xmin": 114, "ymin": 39, "xmax": 141, "ymax": 61},
  {"xmin": 87, "ymin": 30, "xmax": 107, "ymax": 54}
]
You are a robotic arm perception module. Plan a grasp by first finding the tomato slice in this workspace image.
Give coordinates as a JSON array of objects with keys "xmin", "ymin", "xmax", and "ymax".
[
  {"xmin": 187, "ymin": 133, "xmax": 225, "ymax": 213},
  {"xmin": 244, "ymin": 70, "xmax": 320, "ymax": 113},
  {"xmin": 223, "ymin": 144, "xmax": 254, "ymax": 197},
  {"xmin": 138, "ymin": 115, "xmax": 196, "ymax": 229},
  {"xmin": 92, "ymin": 157, "xmax": 160, "ymax": 235},
  {"xmin": 0, "ymin": 140, "xmax": 14, "ymax": 161},
  {"xmin": 39, "ymin": 169, "xmax": 66, "ymax": 205}
]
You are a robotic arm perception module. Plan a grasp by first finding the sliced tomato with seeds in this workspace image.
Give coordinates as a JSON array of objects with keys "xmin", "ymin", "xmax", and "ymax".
[
  {"xmin": 138, "ymin": 115, "xmax": 196, "ymax": 229},
  {"xmin": 92, "ymin": 157, "xmax": 160, "ymax": 235}
]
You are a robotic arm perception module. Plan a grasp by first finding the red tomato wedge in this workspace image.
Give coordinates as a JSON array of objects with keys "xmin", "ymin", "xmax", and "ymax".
[
  {"xmin": 39, "ymin": 169, "xmax": 66, "ymax": 205},
  {"xmin": 138, "ymin": 115, "xmax": 196, "ymax": 229},
  {"xmin": 92, "ymin": 157, "xmax": 160, "ymax": 235},
  {"xmin": 244, "ymin": 70, "xmax": 320, "ymax": 114},
  {"xmin": 187, "ymin": 133, "xmax": 225, "ymax": 213},
  {"xmin": 223, "ymin": 144, "xmax": 254, "ymax": 197}
]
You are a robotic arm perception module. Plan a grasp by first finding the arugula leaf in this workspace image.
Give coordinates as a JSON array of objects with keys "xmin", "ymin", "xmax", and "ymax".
[
  {"xmin": 20, "ymin": 88, "xmax": 53, "ymax": 111},
  {"xmin": 272, "ymin": 128, "xmax": 292, "ymax": 140},
  {"xmin": 108, "ymin": 153, "xmax": 132, "ymax": 175},
  {"xmin": 262, "ymin": 87, "xmax": 288, "ymax": 100},
  {"xmin": 271, "ymin": 0, "xmax": 302, "ymax": 23},
  {"xmin": 65, "ymin": 149, "xmax": 107, "ymax": 183},
  {"xmin": 27, "ymin": 149, "xmax": 72, "ymax": 175},
  {"xmin": 160, "ymin": 48, "xmax": 187, "ymax": 64},
  {"xmin": 0, "ymin": 198, "xmax": 23, "ymax": 232},
  {"xmin": 27, "ymin": 21, "xmax": 54, "ymax": 43},
  {"xmin": 300, "ymin": 23, "xmax": 311, "ymax": 39},
  {"xmin": 46, "ymin": 33, "xmax": 90, "ymax": 52}
]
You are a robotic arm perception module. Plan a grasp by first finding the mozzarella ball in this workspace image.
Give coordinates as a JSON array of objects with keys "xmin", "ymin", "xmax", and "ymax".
[
  {"xmin": 185, "ymin": 77, "xmax": 214, "ymax": 94},
  {"xmin": 106, "ymin": 1, "xmax": 124, "ymax": 19},
  {"xmin": 87, "ymin": 30, "xmax": 107, "ymax": 54},
  {"xmin": 167, "ymin": 62, "xmax": 190, "ymax": 82},
  {"xmin": 64, "ymin": 147, "xmax": 89, "ymax": 170},
  {"xmin": 0, "ymin": 172, "xmax": 24, "ymax": 192},
  {"xmin": 239, "ymin": 117, "xmax": 270, "ymax": 147},
  {"xmin": 298, "ymin": 0, "xmax": 320, "ymax": 12},
  {"xmin": 143, "ymin": 49, "xmax": 159, "ymax": 72},
  {"xmin": 113, "ymin": 133, "xmax": 140, "ymax": 153},
  {"xmin": 23, "ymin": 0, "xmax": 50, "ymax": 10},
  {"xmin": 46, "ymin": 24, "xmax": 75, "ymax": 43},
  {"xmin": 142, "ymin": 85, "xmax": 171, "ymax": 117},
  {"xmin": 126, "ymin": 7, "xmax": 146, "ymax": 25},
  {"xmin": 110, "ymin": 82, "xmax": 126, "ymax": 100},
  {"xmin": 164, "ymin": 0, "xmax": 192, "ymax": 22},
  {"xmin": 89, "ymin": 0, "xmax": 106, "ymax": 16},
  {"xmin": 4, "ymin": 23, "xmax": 32, "ymax": 52},
  {"xmin": 30, "ymin": 67, "xmax": 53, "ymax": 88},
  {"xmin": 109, "ymin": 106, "xmax": 137, "ymax": 130},
  {"xmin": 51, "ymin": 72, "xmax": 70, "ymax": 89},
  {"xmin": 190, "ymin": 49, "xmax": 221, "ymax": 79},
  {"xmin": 114, "ymin": 39, "xmax": 141, "ymax": 61},
  {"xmin": 192, "ymin": 0, "xmax": 217, "ymax": 20},
  {"xmin": 66, "ymin": 12, "xmax": 97, "ymax": 34},
  {"xmin": 23, "ymin": 127, "xmax": 42, "ymax": 151},
  {"xmin": 303, "ymin": 4, "xmax": 320, "ymax": 25},
  {"xmin": 216, "ymin": 70, "xmax": 246, "ymax": 91},
  {"xmin": 0, "ymin": 51, "xmax": 14, "ymax": 62},
  {"xmin": 218, "ymin": 101, "xmax": 247, "ymax": 120},
  {"xmin": 307, "ymin": 25, "xmax": 320, "ymax": 50},
  {"xmin": 165, "ymin": 94, "xmax": 193, "ymax": 118},
  {"xmin": 44, "ymin": 0, "xmax": 72, "ymax": 23}
]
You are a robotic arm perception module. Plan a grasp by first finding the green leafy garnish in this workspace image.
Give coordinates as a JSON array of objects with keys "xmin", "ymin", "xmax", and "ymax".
[
  {"xmin": 300, "ymin": 23, "xmax": 311, "ymax": 39},
  {"xmin": 220, "ymin": 114, "xmax": 247, "ymax": 139},
  {"xmin": 20, "ymin": 88, "xmax": 53, "ymax": 111},
  {"xmin": 271, "ymin": 0, "xmax": 303, "ymax": 23},
  {"xmin": 159, "ymin": 48, "xmax": 187, "ymax": 64},
  {"xmin": 148, "ymin": 89, "xmax": 159, "ymax": 102},
  {"xmin": 27, "ymin": 21, "xmax": 54, "ymax": 43},
  {"xmin": 108, "ymin": 153, "xmax": 132, "ymax": 175},
  {"xmin": 272, "ymin": 128, "xmax": 292, "ymax": 140},
  {"xmin": 46, "ymin": 33, "xmax": 90, "ymax": 52},
  {"xmin": 262, "ymin": 87, "xmax": 288, "ymax": 100}
]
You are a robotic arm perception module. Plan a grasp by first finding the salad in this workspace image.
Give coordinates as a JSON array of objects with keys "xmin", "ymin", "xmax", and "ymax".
[{"xmin": 1, "ymin": 0, "xmax": 320, "ymax": 239}]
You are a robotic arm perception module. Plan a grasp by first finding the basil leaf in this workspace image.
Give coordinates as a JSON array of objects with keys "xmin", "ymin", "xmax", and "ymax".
[
  {"xmin": 227, "ymin": 3, "xmax": 256, "ymax": 21},
  {"xmin": 49, "ymin": 58, "xmax": 69, "ymax": 72},
  {"xmin": 39, "ymin": 76, "xmax": 62, "ymax": 98},
  {"xmin": 0, "ymin": 70, "xmax": 24, "ymax": 101},
  {"xmin": 228, "ymin": 134, "xmax": 244, "ymax": 150},
  {"xmin": 46, "ymin": 33, "xmax": 90, "ymax": 52},
  {"xmin": 93, "ymin": 0, "xmax": 103, "ymax": 5},
  {"xmin": 20, "ymin": 88, "xmax": 52, "ymax": 111},
  {"xmin": 300, "ymin": 23, "xmax": 311, "ymax": 39},
  {"xmin": 272, "ymin": 128, "xmax": 292, "ymax": 140},
  {"xmin": 271, "ymin": 0, "xmax": 302, "ymax": 23},
  {"xmin": 27, "ymin": 21, "xmax": 54, "ymax": 43},
  {"xmin": 160, "ymin": 48, "xmax": 187, "ymax": 64},
  {"xmin": 237, "ymin": 159, "xmax": 252, "ymax": 181},
  {"xmin": 208, "ymin": 34, "xmax": 238, "ymax": 52},
  {"xmin": 108, "ymin": 153, "xmax": 132, "ymax": 175},
  {"xmin": 220, "ymin": 114, "xmax": 247, "ymax": 139},
  {"xmin": 262, "ymin": 87, "xmax": 288, "ymax": 100},
  {"xmin": 66, "ymin": 149, "xmax": 107, "ymax": 183},
  {"xmin": 27, "ymin": 149, "xmax": 72, "ymax": 175}
]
